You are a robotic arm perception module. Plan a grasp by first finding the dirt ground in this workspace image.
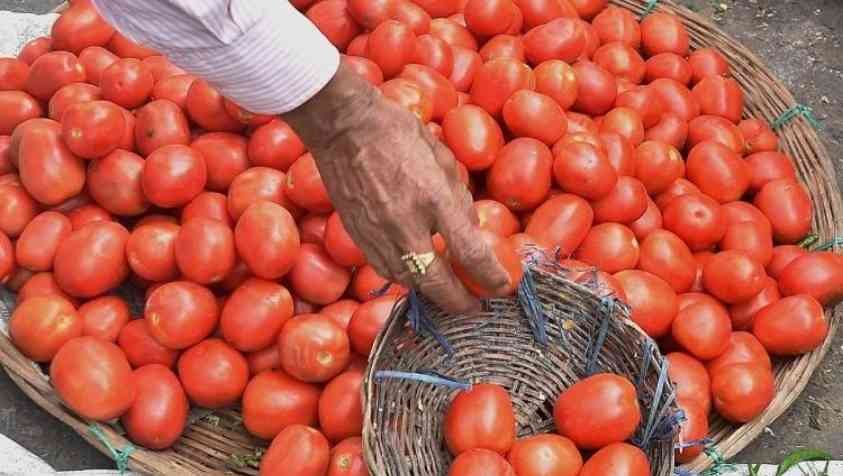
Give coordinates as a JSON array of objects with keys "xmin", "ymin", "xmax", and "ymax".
[{"xmin": 0, "ymin": 0, "xmax": 841, "ymax": 471}]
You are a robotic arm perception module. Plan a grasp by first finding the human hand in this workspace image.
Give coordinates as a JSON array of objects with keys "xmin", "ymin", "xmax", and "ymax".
[{"xmin": 284, "ymin": 64, "xmax": 511, "ymax": 313}]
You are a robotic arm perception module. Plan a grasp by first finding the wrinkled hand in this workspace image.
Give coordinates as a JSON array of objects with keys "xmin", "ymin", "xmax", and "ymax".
[{"xmin": 284, "ymin": 64, "xmax": 509, "ymax": 312}]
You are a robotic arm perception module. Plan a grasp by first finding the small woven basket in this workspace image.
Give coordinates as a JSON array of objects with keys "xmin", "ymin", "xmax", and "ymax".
[{"xmin": 362, "ymin": 258, "xmax": 679, "ymax": 475}]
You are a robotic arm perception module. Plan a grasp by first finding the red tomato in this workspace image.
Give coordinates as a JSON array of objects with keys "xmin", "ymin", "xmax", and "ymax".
[
  {"xmin": 778, "ymin": 252, "xmax": 843, "ymax": 305},
  {"xmin": 744, "ymin": 151, "xmax": 796, "ymax": 194},
  {"xmin": 366, "ymin": 21, "xmax": 416, "ymax": 79},
  {"xmin": 228, "ymin": 167, "xmax": 297, "ymax": 220},
  {"xmin": 414, "ymin": 0, "xmax": 460, "ymax": 17},
  {"xmin": 523, "ymin": 18, "xmax": 586, "ymax": 66},
  {"xmin": 288, "ymin": 242, "xmax": 350, "ymax": 304},
  {"xmin": 594, "ymin": 42, "xmax": 645, "ymax": 84},
  {"xmin": 142, "ymin": 144, "xmax": 206, "ymax": 208},
  {"xmin": 486, "ymin": 138, "xmax": 552, "ymax": 211},
  {"xmin": 707, "ymin": 331, "xmax": 772, "ymax": 376},
  {"xmin": 25, "ymin": 52, "xmax": 86, "ymax": 101},
  {"xmin": 391, "ymin": 1, "xmax": 432, "ymax": 35},
  {"xmin": 221, "ymin": 279, "xmax": 294, "ymax": 352},
  {"xmin": 450, "ymin": 46, "xmax": 482, "ymax": 92},
  {"xmin": 450, "ymin": 449, "xmax": 515, "ymax": 476},
  {"xmin": 767, "ymin": 245, "xmax": 807, "ymax": 279},
  {"xmin": 142, "ymin": 55, "xmax": 186, "ymax": 82},
  {"xmin": 79, "ymin": 295, "xmax": 129, "ymax": 342},
  {"xmin": 17, "ymin": 123, "xmax": 86, "ymax": 206},
  {"xmin": 185, "ymin": 79, "xmax": 243, "ymax": 132},
  {"xmin": 347, "ymin": 294, "xmax": 400, "ymax": 355},
  {"xmin": 399, "ymin": 64, "xmax": 458, "ymax": 121},
  {"xmin": 692, "ymin": 76, "xmax": 743, "ymax": 123},
  {"xmin": 525, "ymin": 194, "xmax": 593, "ymax": 254},
  {"xmin": 14, "ymin": 211, "xmax": 71, "ymax": 272},
  {"xmin": 720, "ymin": 221, "xmax": 773, "ymax": 267},
  {"xmin": 628, "ymin": 198, "xmax": 662, "ymax": 241},
  {"xmin": 721, "ymin": 201, "xmax": 773, "ymax": 236},
  {"xmin": 145, "ymin": 281, "xmax": 219, "ymax": 349},
  {"xmin": 381, "ymin": 78, "xmax": 434, "ymax": 122},
  {"xmin": 646, "ymin": 113, "xmax": 688, "ymax": 149},
  {"xmin": 534, "ymin": 60, "xmax": 578, "ymax": 110},
  {"xmin": 711, "ymin": 363, "xmax": 774, "ymax": 423},
  {"xmin": 260, "ymin": 425, "xmax": 331, "ymax": 476},
  {"xmin": 574, "ymin": 223, "xmax": 639, "ymax": 273},
  {"xmin": 637, "ymin": 229, "xmax": 696, "ymax": 293},
  {"xmin": 754, "ymin": 178, "xmax": 813, "ymax": 244},
  {"xmin": 464, "ymin": 0, "xmax": 517, "ymax": 37},
  {"xmin": 306, "ymin": 0, "xmax": 361, "ymax": 50},
  {"xmin": 475, "ymin": 199, "xmax": 521, "ymax": 237},
  {"xmin": 471, "ymin": 58, "xmax": 535, "ymax": 117},
  {"xmin": 514, "ymin": 0, "xmax": 575, "ymax": 29},
  {"xmin": 666, "ymin": 352, "xmax": 711, "ymax": 414},
  {"xmin": 150, "ymin": 74, "xmax": 196, "ymax": 109},
  {"xmin": 10, "ymin": 295, "xmax": 82, "ymax": 362},
  {"xmin": 729, "ymin": 277, "xmax": 780, "ymax": 330},
  {"xmin": 614, "ymin": 270, "xmax": 678, "ymax": 337},
  {"xmin": 319, "ymin": 369, "xmax": 364, "ymax": 442},
  {"xmin": 346, "ymin": 0, "xmax": 392, "ymax": 29},
  {"xmin": 242, "ymin": 369, "xmax": 320, "ymax": 440},
  {"xmin": 120, "ymin": 364, "xmax": 188, "ymax": 450},
  {"xmin": 591, "ymin": 6, "xmax": 640, "ymax": 48},
  {"xmin": 46, "ymin": 82, "xmax": 100, "ymax": 122},
  {"xmin": 99, "ymin": 58, "xmax": 153, "ymax": 109},
  {"xmin": 286, "ymin": 153, "xmax": 333, "ymax": 214},
  {"xmin": 507, "ymin": 434, "xmax": 582, "ymax": 476},
  {"xmin": 672, "ymin": 298, "xmax": 732, "ymax": 360},
  {"xmin": 688, "ymin": 47, "xmax": 729, "ymax": 84},
  {"xmin": 278, "ymin": 314, "xmax": 350, "ymax": 383},
  {"xmin": 633, "ymin": 140, "xmax": 684, "ymax": 195},
  {"xmin": 107, "ymin": 31, "xmax": 158, "ymax": 58},
  {"xmin": 118, "ymin": 319, "xmax": 180, "ymax": 368},
  {"xmin": 17, "ymin": 36, "xmax": 53, "ymax": 65},
  {"xmin": 687, "ymin": 115, "xmax": 745, "ymax": 154},
  {"xmin": 503, "ymin": 90, "xmax": 567, "ymax": 145},
  {"xmin": 247, "ymin": 119, "xmax": 306, "ymax": 171},
  {"xmin": 590, "ymin": 176, "xmax": 648, "ymax": 224},
  {"xmin": 50, "ymin": 336, "xmax": 135, "ymax": 421},
  {"xmin": 342, "ymin": 55, "xmax": 385, "ymax": 87},
  {"xmin": 675, "ymin": 399, "xmax": 708, "ymax": 463},
  {"xmin": 53, "ymin": 221, "xmax": 129, "ymax": 298},
  {"xmin": 181, "ymin": 192, "xmax": 230, "ymax": 227},
  {"xmin": 0, "ymin": 182, "xmax": 39, "ymax": 238},
  {"xmin": 553, "ymin": 142, "xmax": 617, "ymax": 200},
  {"xmin": 324, "ymin": 212, "xmax": 366, "ymax": 267},
  {"xmin": 554, "ymin": 373, "xmax": 641, "ymax": 449},
  {"xmin": 126, "ymin": 221, "xmax": 180, "ymax": 282},
  {"xmin": 0, "ymin": 230, "xmax": 11, "ymax": 281},
  {"xmin": 0, "ymin": 136, "xmax": 11, "ymax": 176},
  {"xmin": 178, "ymin": 338, "xmax": 249, "ymax": 408},
  {"xmin": 320, "ymin": 300, "xmax": 360, "ymax": 331},
  {"xmin": 17, "ymin": 272, "xmax": 77, "ymax": 305},
  {"xmin": 188, "ymin": 133, "xmax": 247, "ymax": 191},
  {"xmin": 579, "ymin": 443, "xmax": 650, "ymax": 476},
  {"xmin": 134, "ymin": 99, "xmax": 191, "ymax": 157},
  {"xmin": 50, "ymin": 0, "xmax": 114, "ymax": 54},
  {"xmin": 572, "ymin": 61, "xmax": 616, "ymax": 116},
  {"xmin": 600, "ymin": 107, "xmax": 645, "ymax": 146},
  {"xmin": 430, "ymin": 18, "xmax": 478, "ymax": 50},
  {"xmin": 640, "ymin": 12, "xmax": 689, "ymax": 56},
  {"xmin": 443, "ymin": 105, "xmax": 505, "ymax": 171},
  {"xmin": 644, "ymin": 52, "xmax": 690, "ymax": 85},
  {"xmin": 739, "ymin": 118, "xmax": 778, "ymax": 154},
  {"xmin": 452, "ymin": 229, "xmax": 524, "ymax": 297},
  {"xmin": 649, "ymin": 78, "xmax": 699, "ymax": 121},
  {"xmin": 566, "ymin": 113, "xmax": 599, "ymax": 135},
  {"xmin": 83, "ymin": 152, "xmax": 145, "ymax": 216},
  {"xmin": 350, "ymin": 265, "xmax": 405, "ymax": 302},
  {"xmin": 174, "ymin": 217, "xmax": 235, "ymax": 284},
  {"xmin": 703, "ymin": 250, "xmax": 767, "ymax": 304},
  {"xmin": 327, "ymin": 437, "xmax": 367, "ymax": 476},
  {"xmin": 615, "ymin": 87, "xmax": 662, "ymax": 129},
  {"xmin": 479, "ymin": 35, "xmax": 525, "ymax": 63},
  {"xmin": 299, "ymin": 213, "xmax": 329, "ymax": 246},
  {"xmin": 597, "ymin": 132, "xmax": 634, "ymax": 176},
  {"xmin": 662, "ymin": 193, "xmax": 725, "ymax": 251},
  {"xmin": 445, "ymin": 383, "xmax": 516, "ymax": 455},
  {"xmin": 246, "ymin": 346, "xmax": 281, "ymax": 376}
]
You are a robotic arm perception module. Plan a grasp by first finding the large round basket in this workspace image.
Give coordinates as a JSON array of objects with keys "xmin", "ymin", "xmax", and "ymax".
[{"xmin": 0, "ymin": 0, "xmax": 840, "ymax": 475}]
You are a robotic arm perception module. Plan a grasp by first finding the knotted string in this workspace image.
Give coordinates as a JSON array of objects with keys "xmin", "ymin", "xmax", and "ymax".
[
  {"xmin": 88, "ymin": 424, "xmax": 135, "ymax": 474},
  {"xmin": 772, "ymin": 104, "xmax": 820, "ymax": 130}
]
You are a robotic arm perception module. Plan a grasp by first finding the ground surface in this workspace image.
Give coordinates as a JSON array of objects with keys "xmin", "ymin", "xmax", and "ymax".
[{"xmin": 0, "ymin": 0, "xmax": 841, "ymax": 471}]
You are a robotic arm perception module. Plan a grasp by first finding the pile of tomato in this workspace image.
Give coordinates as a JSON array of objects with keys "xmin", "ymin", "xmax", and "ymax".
[{"xmin": 1, "ymin": 0, "xmax": 842, "ymax": 474}]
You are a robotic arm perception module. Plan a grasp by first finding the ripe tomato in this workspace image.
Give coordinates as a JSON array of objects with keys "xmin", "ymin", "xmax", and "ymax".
[
  {"xmin": 10, "ymin": 295, "xmax": 82, "ymax": 362},
  {"xmin": 628, "ymin": 198, "xmax": 662, "ymax": 241},
  {"xmin": 579, "ymin": 443, "xmax": 650, "ymax": 476},
  {"xmin": 449, "ymin": 46, "xmax": 482, "ymax": 92},
  {"xmin": 451, "ymin": 231, "xmax": 522, "ymax": 297},
  {"xmin": 729, "ymin": 277, "xmax": 780, "ymax": 330},
  {"xmin": 221, "ymin": 279, "xmax": 293, "ymax": 352},
  {"xmin": 79, "ymin": 295, "xmax": 129, "ymax": 342},
  {"xmin": 600, "ymin": 107, "xmax": 644, "ymax": 146},
  {"xmin": 591, "ymin": 176, "xmax": 649, "ymax": 224},
  {"xmin": 0, "ymin": 137, "xmax": 11, "ymax": 176},
  {"xmin": 191, "ymin": 132, "xmax": 249, "ymax": 192},
  {"xmin": 150, "ymin": 74, "xmax": 196, "ymax": 109},
  {"xmin": 260, "ymin": 425, "xmax": 330, "ymax": 476},
  {"xmin": 350, "ymin": 265, "xmax": 405, "ymax": 302},
  {"xmin": 594, "ymin": 42, "xmax": 645, "ymax": 84},
  {"xmin": 126, "ymin": 221, "xmax": 180, "ymax": 282},
  {"xmin": 646, "ymin": 113, "xmax": 688, "ymax": 149},
  {"xmin": 687, "ymin": 115, "xmax": 745, "ymax": 154},
  {"xmin": 614, "ymin": 270, "xmax": 678, "ymax": 337},
  {"xmin": 515, "ymin": 0, "xmax": 575, "ymax": 29},
  {"xmin": 16, "ymin": 272, "xmax": 76, "ymax": 305},
  {"xmin": 345, "ymin": 0, "xmax": 391, "ymax": 29},
  {"xmin": 649, "ymin": 78, "xmax": 698, "ymax": 121},
  {"xmin": 228, "ymin": 167, "xmax": 298, "ymax": 220},
  {"xmin": 430, "ymin": 18, "xmax": 478, "ymax": 50},
  {"xmin": 572, "ymin": 61, "xmax": 616, "ymax": 116},
  {"xmin": 507, "ymin": 434, "xmax": 582, "ymax": 476},
  {"xmin": 15, "ymin": 211, "xmax": 71, "ymax": 272},
  {"xmin": 721, "ymin": 201, "xmax": 773, "ymax": 236},
  {"xmin": 107, "ymin": 31, "xmax": 158, "ymax": 58},
  {"xmin": 692, "ymin": 76, "xmax": 743, "ymax": 123},
  {"xmin": 523, "ymin": 18, "xmax": 586, "ymax": 66},
  {"xmin": 443, "ymin": 105, "xmax": 505, "ymax": 171},
  {"xmin": 707, "ymin": 331, "xmax": 772, "ymax": 376},
  {"xmin": 475, "ymin": 200, "xmax": 521, "ymax": 237},
  {"xmin": 554, "ymin": 373, "xmax": 641, "ymax": 449},
  {"xmin": 666, "ymin": 352, "xmax": 711, "ymax": 413},
  {"xmin": 720, "ymin": 221, "xmax": 773, "ymax": 267},
  {"xmin": 182, "ymin": 194, "xmax": 230, "ymax": 227},
  {"xmin": 366, "ymin": 21, "xmax": 416, "ymax": 79},
  {"xmin": 740, "ymin": 118, "xmax": 778, "ymax": 154},
  {"xmin": 327, "ymin": 437, "xmax": 367, "ymax": 476},
  {"xmin": 47, "ymin": 82, "xmax": 101, "ymax": 121},
  {"xmin": 685, "ymin": 141, "xmax": 751, "ymax": 203},
  {"xmin": 0, "ymin": 58, "xmax": 30, "ymax": 92},
  {"xmin": 479, "ymin": 34, "xmax": 525, "ymax": 63},
  {"xmin": 753, "ymin": 295, "xmax": 828, "ymax": 356},
  {"xmin": 145, "ymin": 281, "xmax": 219, "ymax": 350},
  {"xmin": 286, "ymin": 153, "xmax": 333, "ymax": 213},
  {"xmin": 134, "ymin": 99, "xmax": 191, "ymax": 157},
  {"xmin": 246, "ymin": 345, "xmax": 281, "ymax": 376},
  {"xmin": 0, "ymin": 231, "xmax": 11, "ymax": 281},
  {"xmin": 174, "ymin": 217, "xmax": 235, "ymax": 284},
  {"xmin": 399, "ymin": 64, "xmax": 458, "ymax": 121},
  {"xmin": 471, "ymin": 58, "xmax": 535, "ymax": 117},
  {"xmin": 381, "ymin": 78, "xmax": 434, "ymax": 122},
  {"xmin": 675, "ymin": 399, "xmax": 708, "ymax": 463},
  {"xmin": 278, "ymin": 314, "xmax": 350, "ymax": 383},
  {"xmin": 118, "ymin": 319, "xmax": 180, "ymax": 369},
  {"xmin": 247, "ymin": 119, "xmax": 306, "ymax": 172},
  {"xmin": 324, "ymin": 212, "xmax": 366, "ymax": 267},
  {"xmin": 320, "ymin": 300, "xmax": 360, "ymax": 331},
  {"xmin": 445, "ymin": 383, "xmax": 516, "ymax": 455},
  {"xmin": 553, "ymin": 142, "xmax": 617, "ymax": 200},
  {"xmin": 503, "ymin": 90, "xmax": 567, "ymax": 145},
  {"xmin": 486, "ymin": 138, "xmax": 553, "ymax": 212},
  {"xmin": 0, "ymin": 183, "xmax": 38, "ymax": 238},
  {"xmin": 53, "ymin": 221, "xmax": 129, "ymax": 298},
  {"xmin": 391, "ymin": 1, "xmax": 432, "ymax": 36},
  {"xmin": 306, "ymin": 0, "xmax": 361, "ymax": 50},
  {"xmin": 633, "ymin": 140, "xmax": 684, "ymax": 195},
  {"xmin": 615, "ymin": 87, "xmax": 661, "ymax": 129},
  {"xmin": 450, "ymin": 449, "xmax": 515, "ymax": 476},
  {"xmin": 662, "ymin": 193, "xmax": 726, "ymax": 251},
  {"xmin": 688, "ymin": 47, "xmax": 729, "ymax": 84},
  {"xmin": 598, "ymin": 132, "xmax": 635, "ymax": 176},
  {"xmin": 672, "ymin": 298, "xmax": 732, "ymax": 360},
  {"xmin": 640, "ymin": 12, "xmax": 689, "ymax": 56},
  {"xmin": 50, "ymin": 0, "xmax": 114, "ymax": 53},
  {"xmin": 525, "ymin": 194, "xmax": 593, "ymax": 254},
  {"xmin": 184, "ymin": 80, "xmax": 242, "ymax": 132},
  {"xmin": 17, "ymin": 36, "xmax": 52, "ymax": 65},
  {"xmin": 319, "ymin": 369, "xmax": 364, "ymax": 442},
  {"xmin": 533, "ymin": 60, "xmax": 578, "ymax": 110},
  {"xmin": 591, "ymin": 6, "xmax": 640, "ymax": 48},
  {"xmin": 142, "ymin": 55, "xmax": 185, "ymax": 82},
  {"xmin": 464, "ymin": 0, "xmax": 517, "ymax": 38},
  {"xmin": 142, "ymin": 144, "xmax": 206, "ymax": 208},
  {"xmin": 347, "ymin": 294, "xmax": 400, "ymax": 355},
  {"xmin": 637, "ymin": 230, "xmax": 695, "ymax": 293},
  {"xmin": 25, "ymin": 51, "xmax": 86, "ymax": 101},
  {"xmin": 703, "ymin": 250, "xmax": 767, "ymax": 304},
  {"xmin": 121, "ymin": 364, "xmax": 188, "ymax": 450},
  {"xmin": 299, "ymin": 213, "xmax": 329, "ymax": 246},
  {"xmin": 778, "ymin": 252, "xmax": 843, "ymax": 305},
  {"xmin": 753, "ymin": 178, "xmax": 813, "ymax": 244},
  {"xmin": 17, "ymin": 121, "xmax": 86, "ymax": 206},
  {"xmin": 745, "ymin": 151, "xmax": 797, "ymax": 193},
  {"xmin": 87, "ymin": 150, "xmax": 148, "ymax": 216},
  {"xmin": 644, "ymin": 52, "xmax": 691, "ymax": 84},
  {"xmin": 288, "ymin": 243, "xmax": 351, "ymax": 304},
  {"xmin": 242, "ymin": 370, "xmax": 320, "ymax": 440},
  {"xmin": 574, "ymin": 223, "xmax": 639, "ymax": 273},
  {"xmin": 99, "ymin": 58, "xmax": 153, "ymax": 109},
  {"xmin": 178, "ymin": 338, "xmax": 249, "ymax": 408},
  {"xmin": 711, "ymin": 363, "xmax": 774, "ymax": 423}
]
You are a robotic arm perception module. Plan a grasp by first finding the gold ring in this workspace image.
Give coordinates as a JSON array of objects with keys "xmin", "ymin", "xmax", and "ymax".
[{"xmin": 401, "ymin": 252, "xmax": 436, "ymax": 277}]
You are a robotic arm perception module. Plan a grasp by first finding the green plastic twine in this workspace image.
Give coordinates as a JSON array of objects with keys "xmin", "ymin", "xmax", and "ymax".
[
  {"xmin": 642, "ymin": 0, "xmax": 659, "ymax": 16},
  {"xmin": 813, "ymin": 237, "xmax": 843, "ymax": 252},
  {"xmin": 88, "ymin": 424, "xmax": 135, "ymax": 474},
  {"xmin": 772, "ymin": 104, "xmax": 820, "ymax": 130},
  {"xmin": 701, "ymin": 447, "xmax": 738, "ymax": 476}
]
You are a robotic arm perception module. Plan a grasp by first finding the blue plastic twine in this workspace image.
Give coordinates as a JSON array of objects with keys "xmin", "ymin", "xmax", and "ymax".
[
  {"xmin": 374, "ymin": 370, "xmax": 471, "ymax": 391},
  {"xmin": 517, "ymin": 267, "xmax": 548, "ymax": 346},
  {"xmin": 584, "ymin": 297, "xmax": 614, "ymax": 375},
  {"xmin": 406, "ymin": 289, "xmax": 454, "ymax": 356},
  {"xmin": 88, "ymin": 424, "xmax": 135, "ymax": 474}
]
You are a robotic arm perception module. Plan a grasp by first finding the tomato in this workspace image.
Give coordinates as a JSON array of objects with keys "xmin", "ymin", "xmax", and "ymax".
[
  {"xmin": 0, "ymin": 183, "xmax": 39, "ymax": 238},
  {"xmin": 145, "ymin": 281, "xmax": 218, "ymax": 349},
  {"xmin": 299, "ymin": 213, "xmax": 328, "ymax": 246},
  {"xmin": 340, "ymin": 56, "xmax": 380, "ymax": 87},
  {"xmin": 662, "ymin": 193, "xmax": 725, "ymax": 251},
  {"xmin": 574, "ymin": 223, "xmax": 639, "ymax": 273},
  {"xmin": 644, "ymin": 53, "xmax": 691, "ymax": 88},
  {"xmin": 442, "ymin": 105, "xmax": 504, "ymax": 171},
  {"xmin": 228, "ymin": 167, "xmax": 297, "ymax": 220},
  {"xmin": 9, "ymin": 295, "xmax": 81, "ymax": 362},
  {"xmin": 516, "ymin": 0, "xmax": 577, "ymax": 30},
  {"xmin": 523, "ymin": 18, "xmax": 586, "ymax": 66},
  {"xmin": 591, "ymin": 176, "xmax": 648, "ymax": 224},
  {"xmin": 246, "ymin": 345, "xmax": 281, "ymax": 376},
  {"xmin": 501, "ymin": 91, "xmax": 566, "ymax": 146},
  {"xmin": 0, "ymin": 91, "xmax": 41, "ymax": 139},
  {"xmin": 16, "ymin": 126, "xmax": 85, "ymax": 207},
  {"xmin": 78, "ymin": 295, "xmax": 129, "ymax": 342},
  {"xmin": 430, "ymin": 18, "xmax": 478, "ymax": 50},
  {"xmin": 232, "ymin": 201, "xmax": 300, "ymax": 281},
  {"xmin": 614, "ymin": 270, "xmax": 677, "ymax": 337},
  {"xmin": 220, "ymin": 279, "xmax": 293, "ymax": 352},
  {"xmin": 687, "ymin": 47, "xmax": 729, "ymax": 84},
  {"xmin": 351, "ymin": 265, "xmax": 405, "ymax": 302},
  {"xmin": 631, "ymin": 140, "xmax": 683, "ymax": 196},
  {"xmin": 53, "ymin": 221, "xmax": 129, "ymax": 298},
  {"xmin": 306, "ymin": 0, "xmax": 361, "ymax": 50},
  {"xmin": 87, "ymin": 150, "xmax": 148, "ymax": 217},
  {"xmin": 486, "ymin": 138, "xmax": 552, "ymax": 212},
  {"xmin": 18, "ymin": 36, "xmax": 52, "ymax": 65},
  {"xmin": 720, "ymin": 221, "xmax": 773, "ymax": 266},
  {"xmin": 475, "ymin": 200, "xmax": 521, "ymax": 237},
  {"xmin": 464, "ymin": 0, "xmax": 516, "ymax": 37},
  {"xmin": 595, "ymin": 133, "xmax": 632, "ymax": 176},
  {"xmin": 675, "ymin": 399, "xmax": 708, "ymax": 463},
  {"xmin": 174, "ymin": 217, "xmax": 235, "ymax": 284},
  {"xmin": 318, "ymin": 301, "xmax": 359, "ymax": 332},
  {"xmin": 702, "ymin": 250, "xmax": 767, "ymax": 304},
  {"xmin": 554, "ymin": 373, "xmax": 641, "ymax": 449},
  {"xmin": 323, "ymin": 212, "xmax": 366, "ymax": 267},
  {"xmin": 185, "ymin": 79, "xmax": 243, "ymax": 132},
  {"xmin": 506, "ymin": 434, "xmax": 582, "ymax": 476},
  {"xmin": 278, "ymin": 314, "xmax": 350, "ymax": 383},
  {"xmin": 471, "ymin": 58, "xmax": 535, "ymax": 117},
  {"xmin": 479, "ymin": 35, "xmax": 524, "ymax": 63},
  {"xmin": 449, "ymin": 46, "xmax": 482, "ymax": 92},
  {"xmin": 16, "ymin": 272, "xmax": 78, "ymax": 305},
  {"xmin": 744, "ymin": 152, "xmax": 797, "ymax": 195},
  {"xmin": 125, "ymin": 221, "xmax": 180, "ymax": 282},
  {"xmin": 649, "ymin": 78, "xmax": 698, "ymax": 121},
  {"xmin": 665, "ymin": 352, "xmax": 711, "ymax": 413},
  {"xmin": 50, "ymin": 0, "xmax": 114, "ymax": 54},
  {"xmin": 366, "ymin": 21, "xmax": 416, "ymax": 79},
  {"xmin": 778, "ymin": 252, "xmax": 843, "ymax": 305},
  {"xmin": 594, "ymin": 42, "xmax": 645, "ymax": 84},
  {"xmin": 288, "ymin": 243, "xmax": 353, "ymax": 304},
  {"xmin": 552, "ymin": 142, "xmax": 617, "ymax": 201},
  {"xmin": 0, "ymin": 231, "xmax": 11, "ymax": 281},
  {"xmin": 260, "ymin": 425, "xmax": 331, "ymax": 476},
  {"xmin": 177, "ymin": 338, "xmax": 249, "ymax": 408},
  {"xmin": 319, "ymin": 369, "xmax": 364, "ymax": 442},
  {"xmin": 45, "ymin": 83, "xmax": 98, "ymax": 123},
  {"xmin": 189, "ymin": 132, "xmax": 248, "ymax": 192},
  {"xmin": 14, "ymin": 211, "xmax": 70, "ymax": 272},
  {"xmin": 729, "ymin": 277, "xmax": 780, "ymax": 330},
  {"xmin": 640, "ymin": 12, "xmax": 689, "ymax": 56},
  {"xmin": 142, "ymin": 144, "xmax": 206, "ymax": 208},
  {"xmin": 381, "ymin": 78, "xmax": 433, "ymax": 122},
  {"xmin": 525, "ymin": 194, "xmax": 593, "ymax": 254},
  {"xmin": 767, "ymin": 245, "xmax": 807, "ymax": 280},
  {"xmin": 572, "ymin": 61, "xmax": 616, "ymax": 116},
  {"xmin": 452, "ymin": 229, "xmax": 524, "ymax": 297},
  {"xmin": 150, "ymin": 74, "xmax": 196, "ymax": 109},
  {"xmin": 450, "ymin": 449, "xmax": 515, "ymax": 476},
  {"xmin": 246, "ymin": 121, "xmax": 305, "ymax": 173},
  {"xmin": 672, "ymin": 297, "xmax": 732, "ymax": 360},
  {"xmin": 25, "ymin": 52, "xmax": 86, "ymax": 101},
  {"xmin": 348, "ymin": 294, "xmax": 400, "ymax": 355},
  {"xmin": 707, "ymin": 331, "xmax": 771, "ymax": 376},
  {"xmin": 142, "ymin": 56, "xmax": 185, "ymax": 82},
  {"xmin": 579, "ymin": 443, "xmax": 650, "ymax": 476},
  {"xmin": 98, "ymin": 58, "xmax": 153, "ymax": 109},
  {"xmin": 241, "ymin": 370, "xmax": 320, "ymax": 440},
  {"xmin": 637, "ymin": 230, "xmax": 695, "ymax": 293},
  {"xmin": 591, "ymin": 6, "xmax": 640, "ymax": 48},
  {"xmin": 711, "ymin": 363, "xmax": 774, "ymax": 423},
  {"xmin": 133, "ymin": 100, "xmax": 191, "ymax": 157},
  {"xmin": 107, "ymin": 31, "xmax": 158, "ymax": 58},
  {"xmin": 628, "ymin": 198, "xmax": 662, "ymax": 241},
  {"xmin": 285, "ymin": 153, "xmax": 333, "ymax": 213},
  {"xmin": 721, "ymin": 201, "xmax": 773, "ymax": 236},
  {"xmin": 327, "ymin": 437, "xmax": 367, "ymax": 476},
  {"xmin": 739, "ymin": 118, "xmax": 778, "ymax": 154},
  {"xmin": 444, "ymin": 383, "xmax": 515, "ymax": 455},
  {"xmin": 399, "ymin": 64, "xmax": 458, "ymax": 121},
  {"xmin": 0, "ymin": 136, "xmax": 11, "ymax": 176},
  {"xmin": 692, "ymin": 76, "xmax": 743, "ymax": 123},
  {"xmin": 565, "ymin": 113, "xmax": 599, "ymax": 135},
  {"xmin": 754, "ymin": 178, "xmax": 813, "ymax": 244},
  {"xmin": 614, "ymin": 88, "xmax": 659, "ymax": 129},
  {"xmin": 533, "ymin": 60, "xmax": 578, "ymax": 110},
  {"xmin": 601, "ymin": 108, "xmax": 644, "ymax": 147},
  {"xmin": 118, "ymin": 319, "xmax": 180, "ymax": 368},
  {"xmin": 119, "ymin": 364, "xmax": 188, "ymax": 450},
  {"xmin": 646, "ymin": 113, "xmax": 688, "ymax": 149},
  {"xmin": 346, "ymin": 0, "xmax": 392, "ymax": 29},
  {"xmin": 687, "ymin": 115, "xmax": 745, "ymax": 154}
]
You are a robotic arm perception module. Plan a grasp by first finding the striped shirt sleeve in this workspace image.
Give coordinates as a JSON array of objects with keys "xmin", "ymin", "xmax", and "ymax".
[{"xmin": 90, "ymin": 0, "xmax": 341, "ymax": 114}]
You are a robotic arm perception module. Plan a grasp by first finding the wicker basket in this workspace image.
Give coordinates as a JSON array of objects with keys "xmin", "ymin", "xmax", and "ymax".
[
  {"xmin": 0, "ymin": 0, "xmax": 839, "ymax": 474},
  {"xmin": 362, "ymin": 262, "xmax": 679, "ymax": 475}
]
